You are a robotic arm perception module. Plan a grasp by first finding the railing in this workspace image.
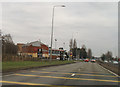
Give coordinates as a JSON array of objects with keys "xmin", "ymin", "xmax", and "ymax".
[{"xmin": 2, "ymin": 55, "xmax": 56, "ymax": 62}]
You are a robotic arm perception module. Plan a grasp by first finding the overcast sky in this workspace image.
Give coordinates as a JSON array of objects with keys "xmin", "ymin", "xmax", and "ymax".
[{"xmin": 1, "ymin": 2, "xmax": 118, "ymax": 57}]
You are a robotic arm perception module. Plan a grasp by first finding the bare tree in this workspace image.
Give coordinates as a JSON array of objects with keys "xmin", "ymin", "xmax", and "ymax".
[
  {"xmin": 82, "ymin": 44, "xmax": 86, "ymax": 50},
  {"xmin": 79, "ymin": 45, "xmax": 87, "ymax": 59},
  {"xmin": 69, "ymin": 38, "xmax": 73, "ymax": 51},
  {"xmin": 3, "ymin": 34, "xmax": 13, "ymax": 43},
  {"xmin": 101, "ymin": 54, "xmax": 106, "ymax": 61},
  {"xmin": 2, "ymin": 33, "xmax": 18, "ymax": 56},
  {"xmin": 105, "ymin": 51, "xmax": 112, "ymax": 62},
  {"xmin": 73, "ymin": 39, "xmax": 77, "ymax": 49},
  {"xmin": 87, "ymin": 48, "xmax": 92, "ymax": 59}
]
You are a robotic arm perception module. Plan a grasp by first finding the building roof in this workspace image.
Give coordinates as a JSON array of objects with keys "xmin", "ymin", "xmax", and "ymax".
[
  {"xmin": 49, "ymin": 48, "xmax": 65, "ymax": 52},
  {"xmin": 24, "ymin": 41, "xmax": 48, "ymax": 47},
  {"xmin": 17, "ymin": 43, "xmax": 25, "ymax": 45}
]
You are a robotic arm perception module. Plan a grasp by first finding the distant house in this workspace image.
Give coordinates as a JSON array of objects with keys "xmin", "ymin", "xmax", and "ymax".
[
  {"xmin": 17, "ymin": 43, "xmax": 25, "ymax": 55},
  {"xmin": 21, "ymin": 41, "xmax": 49, "ymax": 58}
]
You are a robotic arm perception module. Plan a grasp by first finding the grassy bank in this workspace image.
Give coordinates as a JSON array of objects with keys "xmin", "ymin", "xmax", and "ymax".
[{"xmin": 2, "ymin": 60, "xmax": 74, "ymax": 72}]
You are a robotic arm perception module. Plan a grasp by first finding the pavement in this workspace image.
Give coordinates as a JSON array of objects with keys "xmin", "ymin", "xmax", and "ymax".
[{"xmin": 1, "ymin": 62, "xmax": 120, "ymax": 87}]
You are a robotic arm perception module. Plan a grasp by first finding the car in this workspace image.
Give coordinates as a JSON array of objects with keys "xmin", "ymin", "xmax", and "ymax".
[
  {"xmin": 113, "ymin": 61, "xmax": 118, "ymax": 64},
  {"xmin": 75, "ymin": 58, "xmax": 78, "ymax": 60},
  {"xmin": 56, "ymin": 57, "xmax": 60, "ymax": 60},
  {"xmin": 84, "ymin": 59, "xmax": 89, "ymax": 62},
  {"xmin": 79, "ymin": 59, "xmax": 82, "ymax": 60},
  {"xmin": 91, "ymin": 59, "xmax": 96, "ymax": 62},
  {"xmin": 104, "ymin": 60, "xmax": 108, "ymax": 63}
]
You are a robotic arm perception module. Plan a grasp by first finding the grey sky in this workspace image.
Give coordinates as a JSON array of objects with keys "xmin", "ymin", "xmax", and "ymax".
[{"xmin": 2, "ymin": 2, "xmax": 118, "ymax": 57}]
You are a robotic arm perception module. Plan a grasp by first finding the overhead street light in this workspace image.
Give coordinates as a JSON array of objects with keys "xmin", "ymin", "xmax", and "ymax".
[{"xmin": 50, "ymin": 5, "xmax": 66, "ymax": 61}]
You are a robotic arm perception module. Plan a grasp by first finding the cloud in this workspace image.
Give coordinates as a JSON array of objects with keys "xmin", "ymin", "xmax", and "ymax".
[{"xmin": 2, "ymin": 2, "xmax": 118, "ymax": 56}]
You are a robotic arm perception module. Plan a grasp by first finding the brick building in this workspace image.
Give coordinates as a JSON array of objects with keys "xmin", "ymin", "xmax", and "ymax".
[
  {"xmin": 18, "ymin": 41, "xmax": 49, "ymax": 58},
  {"xmin": 17, "ymin": 41, "xmax": 65, "ymax": 59}
]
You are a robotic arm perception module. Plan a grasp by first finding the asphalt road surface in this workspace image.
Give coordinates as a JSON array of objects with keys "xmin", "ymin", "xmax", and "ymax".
[{"xmin": 1, "ymin": 62, "xmax": 120, "ymax": 87}]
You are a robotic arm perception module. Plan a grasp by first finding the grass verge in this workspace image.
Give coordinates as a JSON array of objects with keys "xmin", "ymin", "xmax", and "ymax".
[{"xmin": 2, "ymin": 60, "xmax": 74, "ymax": 72}]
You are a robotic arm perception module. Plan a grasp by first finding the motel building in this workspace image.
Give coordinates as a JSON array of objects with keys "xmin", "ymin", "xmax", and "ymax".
[
  {"xmin": 49, "ymin": 47, "xmax": 65, "ymax": 59},
  {"xmin": 18, "ymin": 41, "xmax": 49, "ymax": 58}
]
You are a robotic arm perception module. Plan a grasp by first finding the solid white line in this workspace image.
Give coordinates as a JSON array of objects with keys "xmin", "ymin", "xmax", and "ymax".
[{"xmin": 98, "ymin": 64, "xmax": 119, "ymax": 77}]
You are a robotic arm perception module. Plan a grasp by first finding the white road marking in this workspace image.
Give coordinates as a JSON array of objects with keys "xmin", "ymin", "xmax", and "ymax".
[
  {"xmin": 3, "ymin": 74, "xmax": 15, "ymax": 77},
  {"xmin": 71, "ymin": 73, "xmax": 75, "ymax": 76},
  {"xmin": 98, "ymin": 64, "xmax": 119, "ymax": 77}
]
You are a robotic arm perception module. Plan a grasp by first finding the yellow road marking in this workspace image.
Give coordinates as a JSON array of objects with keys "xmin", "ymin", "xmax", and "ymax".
[
  {"xmin": 14, "ymin": 74, "xmax": 120, "ymax": 83},
  {"xmin": 40, "ymin": 69, "xmax": 115, "ymax": 74},
  {"xmin": 77, "ymin": 71, "xmax": 109, "ymax": 74},
  {"xmin": 40, "ymin": 69, "xmax": 107, "ymax": 74},
  {"xmin": 31, "ymin": 71, "xmax": 119, "ymax": 78},
  {"xmin": 0, "ymin": 81, "xmax": 72, "ymax": 87}
]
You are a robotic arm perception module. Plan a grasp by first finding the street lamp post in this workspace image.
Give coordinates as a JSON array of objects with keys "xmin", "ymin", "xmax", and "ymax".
[{"xmin": 50, "ymin": 5, "xmax": 65, "ymax": 61}]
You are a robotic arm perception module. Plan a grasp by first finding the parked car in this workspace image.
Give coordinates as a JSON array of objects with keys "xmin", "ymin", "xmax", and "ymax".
[
  {"xmin": 84, "ymin": 59, "xmax": 89, "ymax": 62},
  {"xmin": 104, "ymin": 60, "xmax": 108, "ymax": 63},
  {"xmin": 56, "ymin": 57, "xmax": 60, "ymax": 60},
  {"xmin": 91, "ymin": 59, "xmax": 96, "ymax": 62},
  {"xmin": 113, "ymin": 61, "xmax": 118, "ymax": 64},
  {"xmin": 79, "ymin": 59, "xmax": 82, "ymax": 61},
  {"xmin": 75, "ymin": 58, "xmax": 78, "ymax": 61}
]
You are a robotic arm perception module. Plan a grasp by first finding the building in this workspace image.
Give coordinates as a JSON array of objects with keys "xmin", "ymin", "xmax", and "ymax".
[
  {"xmin": 17, "ymin": 41, "xmax": 66, "ymax": 59},
  {"xmin": 49, "ymin": 47, "xmax": 65, "ymax": 59},
  {"xmin": 18, "ymin": 41, "xmax": 49, "ymax": 58},
  {"xmin": 17, "ymin": 43, "xmax": 25, "ymax": 55}
]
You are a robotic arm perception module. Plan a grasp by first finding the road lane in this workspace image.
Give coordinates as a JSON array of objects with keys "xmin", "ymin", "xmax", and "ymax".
[
  {"xmin": 2, "ymin": 62, "xmax": 119, "ymax": 86},
  {"xmin": 30, "ymin": 71, "xmax": 118, "ymax": 77}
]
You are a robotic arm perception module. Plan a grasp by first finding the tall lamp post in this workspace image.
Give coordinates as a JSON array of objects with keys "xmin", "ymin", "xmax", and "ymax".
[{"xmin": 50, "ymin": 5, "xmax": 65, "ymax": 61}]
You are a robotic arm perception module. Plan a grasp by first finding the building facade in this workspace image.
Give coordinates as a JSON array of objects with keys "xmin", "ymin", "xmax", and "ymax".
[
  {"xmin": 49, "ymin": 48, "xmax": 65, "ymax": 59},
  {"xmin": 18, "ymin": 41, "xmax": 49, "ymax": 58},
  {"xmin": 17, "ymin": 41, "xmax": 65, "ymax": 59}
]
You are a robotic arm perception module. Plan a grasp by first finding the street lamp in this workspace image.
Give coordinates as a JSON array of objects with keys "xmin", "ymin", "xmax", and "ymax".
[{"xmin": 50, "ymin": 5, "xmax": 65, "ymax": 61}]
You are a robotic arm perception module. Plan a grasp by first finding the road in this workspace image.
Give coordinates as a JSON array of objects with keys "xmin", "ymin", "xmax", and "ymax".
[{"xmin": 2, "ymin": 62, "xmax": 119, "ymax": 87}]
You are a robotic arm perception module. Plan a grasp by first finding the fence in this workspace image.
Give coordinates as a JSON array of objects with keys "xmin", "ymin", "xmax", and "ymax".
[{"xmin": 2, "ymin": 55, "xmax": 51, "ymax": 62}]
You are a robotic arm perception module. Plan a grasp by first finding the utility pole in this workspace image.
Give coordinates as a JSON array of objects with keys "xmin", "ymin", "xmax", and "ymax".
[{"xmin": 50, "ymin": 5, "xmax": 65, "ymax": 61}]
